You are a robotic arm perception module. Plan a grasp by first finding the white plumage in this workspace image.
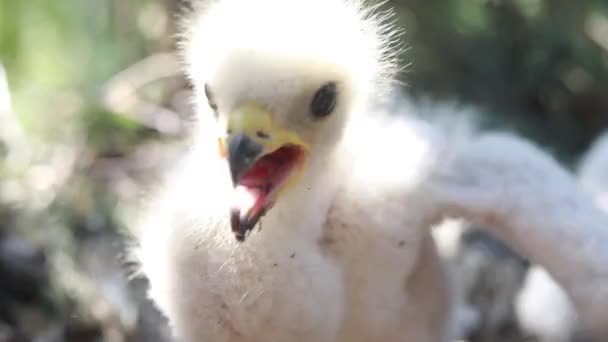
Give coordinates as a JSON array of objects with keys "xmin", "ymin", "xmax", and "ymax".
[
  {"xmin": 134, "ymin": 1, "xmax": 608, "ymax": 341},
  {"xmin": 579, "ymin": 132, "xmax": 608, "ymax": 211},
  {"xmin": 516, "ymin": 131, "xmax": 608, "ymax": 342}
]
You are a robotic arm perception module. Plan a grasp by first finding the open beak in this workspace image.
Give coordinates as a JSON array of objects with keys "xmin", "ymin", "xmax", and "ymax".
[{"xmin": 220, "ymin": 101, "xmax": 309, "ymax": 242}]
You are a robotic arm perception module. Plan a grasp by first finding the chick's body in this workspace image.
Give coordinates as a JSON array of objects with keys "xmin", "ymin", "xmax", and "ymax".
[{"xmin": 137, "ymin": 110, "xmax": 452, "ymax": 342}]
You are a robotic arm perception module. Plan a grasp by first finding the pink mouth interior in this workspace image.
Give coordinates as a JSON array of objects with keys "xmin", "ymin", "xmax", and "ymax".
[{"xmin": 232, "ymin": 145, "xmax": 304, "ymax": 218}]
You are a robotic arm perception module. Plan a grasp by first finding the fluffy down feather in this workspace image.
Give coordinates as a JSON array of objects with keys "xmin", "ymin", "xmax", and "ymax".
[{"xmin": 516, "ymin": 132, "xmax": 608, "ymax": 342}]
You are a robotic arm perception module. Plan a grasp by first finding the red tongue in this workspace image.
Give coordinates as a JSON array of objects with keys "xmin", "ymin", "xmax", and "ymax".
[
  {"xmin": 240, "ymin": 161, "xmax": 274, "ymax": 187},
  {"xmin": 231, "ymin": 145, "xmax": 302, "ymax": 216},
  {"xmin": 231, "ymin": 158, "xmax": 276, "ymax": 218}
]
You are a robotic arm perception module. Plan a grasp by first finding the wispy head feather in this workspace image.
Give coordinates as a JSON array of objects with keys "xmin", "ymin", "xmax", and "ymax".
[{"xmin": 179, "ymin": 0, "xmax": 403, "ymax": 106}]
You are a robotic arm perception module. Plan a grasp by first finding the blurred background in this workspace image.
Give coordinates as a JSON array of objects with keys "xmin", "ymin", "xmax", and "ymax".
[{"xmin": 0, "ymin": 0, "xmax": 607, "ymax": 341}]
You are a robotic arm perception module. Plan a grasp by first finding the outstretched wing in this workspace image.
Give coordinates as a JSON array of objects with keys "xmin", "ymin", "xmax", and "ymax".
[{"xmin": 423, "ymin": 129, "xmax": 608, "ymax": 339}]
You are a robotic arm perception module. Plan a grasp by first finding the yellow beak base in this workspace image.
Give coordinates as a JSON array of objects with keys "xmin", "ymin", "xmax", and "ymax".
[
  {"xmin": 224, "ymin": 101, "xmax": 309, "ymax": 154},
  {"xmin": 221, "ymin": 101, "xmax": 309, "ymax": 241}
]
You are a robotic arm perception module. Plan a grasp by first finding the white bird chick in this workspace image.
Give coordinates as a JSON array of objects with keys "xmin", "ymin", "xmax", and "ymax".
[
  {"xmin": 138, "ymin": 1, "xmax": 448, "ymax": 340},
  {"xmin": 134, "ymin": 0, "xmax": 608, "ymax": 341}
]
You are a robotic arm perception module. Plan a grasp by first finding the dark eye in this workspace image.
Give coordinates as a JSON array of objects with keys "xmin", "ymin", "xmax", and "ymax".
[
  {"xmin": 310, "ymin": 82, "xmax": 337, "ymax": 119},
  {"xmin": 204, "ymin": 84, "xmax": 218, "ymax": 112}
]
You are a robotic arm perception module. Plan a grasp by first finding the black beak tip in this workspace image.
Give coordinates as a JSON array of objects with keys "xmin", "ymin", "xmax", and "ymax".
[
  {"xmin": 235, "ymin": 233, "xmax": 246, "ymax": 242},
  {"xmin": 230, "ymin": 209, "xmax": 244, "ymax": 241},
  {"xmin": 230, "ymin": 207, "xmax": 267, "ymax": 243},
  {"xmin": 230, "ymin": 209, "xmax": 254, "ymax": 243}
]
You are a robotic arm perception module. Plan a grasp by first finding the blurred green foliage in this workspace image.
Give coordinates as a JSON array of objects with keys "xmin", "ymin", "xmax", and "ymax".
[
  {"xmin": 393, "ymin": 0, "xmax": 608, "ymax": 163},
  {"xmin": 1, "ymin": 0, "xmax": 608, "ymax": 341},
  {"xmin": 0, "ymin": 1, "xmax": 182, "ymax": 340},
  {"xmin": 3, "ymin": 0, "xmax": 608, "ymax": 161}
]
